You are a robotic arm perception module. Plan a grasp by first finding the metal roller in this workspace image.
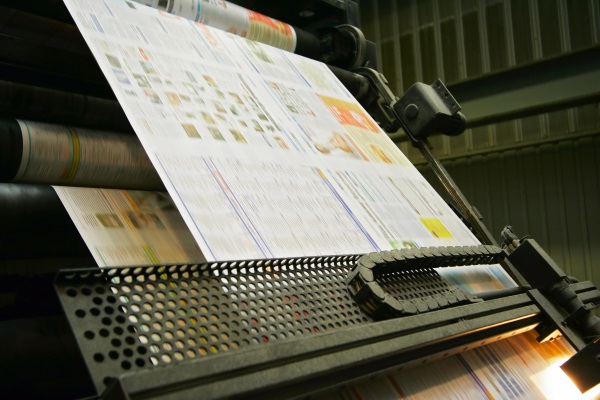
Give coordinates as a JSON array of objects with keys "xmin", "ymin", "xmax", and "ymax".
[
  {"xmin": 0, "ymin": 183, "xmax": 90, "ymax": 259},
  {"xmin": 0, "ymin": 5, "xmax": 111, "ymax": 98},
  {"xmin": 0, "ymin": 80, "xmax": 131, "ymax": 132},
  {"xmin": 0, "ymin": 118, "xmax": 163, "ymax": 190}
]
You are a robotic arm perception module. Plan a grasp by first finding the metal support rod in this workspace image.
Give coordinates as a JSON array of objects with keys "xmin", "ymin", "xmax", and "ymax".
[
  {"xmin": 331, "ymin": 70, "xmax": 505, "ymax": 251},
  {"xmin": 414, "ymin": 140, "xmax": 497, "ymax": 246},
  {"xmin": 410, "ymin": 129, "xmax": 600, "ymax": 166}
]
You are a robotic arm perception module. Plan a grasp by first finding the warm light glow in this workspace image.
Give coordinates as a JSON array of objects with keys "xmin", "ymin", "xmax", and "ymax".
[{"xmin": 531, "ymin": 358, "xmax": 600, "ymax": 400}]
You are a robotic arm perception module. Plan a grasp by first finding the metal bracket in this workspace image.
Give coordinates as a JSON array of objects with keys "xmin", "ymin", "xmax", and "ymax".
[{"xmin": 392, "ymin": 79, "xmax": 466, "ymax": 141}]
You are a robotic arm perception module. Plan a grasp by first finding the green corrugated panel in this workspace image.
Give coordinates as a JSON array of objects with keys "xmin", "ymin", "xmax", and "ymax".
[{"xmin": 418, "ymin": 137, "xmax": 600, "ymax": 287}]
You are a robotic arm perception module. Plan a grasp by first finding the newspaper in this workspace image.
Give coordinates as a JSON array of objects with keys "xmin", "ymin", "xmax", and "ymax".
[
  {"xmin": 132, "ymin": 0, "xmax": 296, "ymax": 51},
  {"xmin": 13, "ymin": 119, "xmax": 162, "ymax": 190},
  {"xmin": 61, "ymin": 0, "xmax": 512, "ymax": 275},
  {"xmin": 54, "ymin": 186, "xmax": 204, "ymax": 266},
  {"xmin": 319, "ymin": 330, "xmax": 596, "ymax": 400}
]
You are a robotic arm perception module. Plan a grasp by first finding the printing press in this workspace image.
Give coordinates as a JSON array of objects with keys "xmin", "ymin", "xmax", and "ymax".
[{"xmin": 1, "ymin": 1, "xmax": 600, "ymax": 398}]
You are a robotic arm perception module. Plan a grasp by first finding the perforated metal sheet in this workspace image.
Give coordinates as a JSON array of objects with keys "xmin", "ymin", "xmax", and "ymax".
[{"xmin": 56, "ymin": 255, "xmax": 378, "ymax": 393}]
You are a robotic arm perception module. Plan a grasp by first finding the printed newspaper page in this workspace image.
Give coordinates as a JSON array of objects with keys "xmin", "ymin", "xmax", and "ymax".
[
  {"xmin": 14, "ymin": 119, "xmax": 162, "ymax": 190},
  {"xmin": 328, "ymin": 330, "xmax": 583, "ymax": 400},
  {"xmin": 62, "ymin": 0, "xmax": 515, "ymax": 289},
  {"xmin": 54, "ymin": 186, "xmax": 205, "ymax": 267}
]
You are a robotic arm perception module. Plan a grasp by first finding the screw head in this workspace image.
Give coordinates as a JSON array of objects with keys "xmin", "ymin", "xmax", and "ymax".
[{"xmin": 405, "ymin": 104, "xmax": 419, "ymax": 119}]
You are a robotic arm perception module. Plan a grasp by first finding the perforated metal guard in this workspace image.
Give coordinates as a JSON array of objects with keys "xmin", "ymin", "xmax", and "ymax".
[{"xmin": 55, "ymin": 255, "xmax": 370, "ymax": 393}]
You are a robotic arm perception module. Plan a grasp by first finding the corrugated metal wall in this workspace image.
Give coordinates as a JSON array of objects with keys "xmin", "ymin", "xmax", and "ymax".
[
  {"xmin": 419, "ymin": 136, "xmax": 600, "ymax": 284},
  {"xmin": 360, "ymin": 0, "xmax": 600, "ymax": 285},
  {"xmin": 361, "ymin": 0, "xmax": 600, "ymax": 90}
]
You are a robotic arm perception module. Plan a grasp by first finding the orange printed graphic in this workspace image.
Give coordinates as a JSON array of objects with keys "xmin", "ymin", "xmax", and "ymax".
[
  {"xmin": 370, "ymin": 145, "xmax": 393, "ymax": 164},
  {"xmin": 247, "ymin": 11, "xmax": 293, "ymax": 35},
  {"xmin": 195, "ymin": 22, "xmax": 220, "ymax": 48},
  {"xmin": 320, "ymin": 95, "xmax": 380, "ymax": 133},
  {"xmin": 158, "ymin": 10, "xmax": 181, "ymax": 19},
  {"xmin": 138, "ymin": 48, "xmax": 149, "ymax": 60}
]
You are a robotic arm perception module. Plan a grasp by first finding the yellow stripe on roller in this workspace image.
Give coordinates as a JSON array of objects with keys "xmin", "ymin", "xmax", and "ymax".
[{"xmin": 61, "ymin": 127, "xmax": 80, "ymax": 181}]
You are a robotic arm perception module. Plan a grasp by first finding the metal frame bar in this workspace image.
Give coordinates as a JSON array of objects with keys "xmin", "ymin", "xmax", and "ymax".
[
  {"xmin": 103, "ymin": 295, "xmax": 540, "ymax": 399},
  {"xmin": 448, "ymin": 47, "xmax": 600, "ymax": 129}
]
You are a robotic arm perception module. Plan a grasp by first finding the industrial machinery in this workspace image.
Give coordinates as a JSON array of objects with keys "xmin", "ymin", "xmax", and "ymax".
[{"xmin": 1, "ymin": 1, "xmax": 599, "ymax": 398}]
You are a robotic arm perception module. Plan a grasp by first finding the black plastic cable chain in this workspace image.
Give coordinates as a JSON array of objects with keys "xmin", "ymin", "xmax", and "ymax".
[{"xmin": 347, "ymin": 245, "xmax": 506, "ymax": 320}]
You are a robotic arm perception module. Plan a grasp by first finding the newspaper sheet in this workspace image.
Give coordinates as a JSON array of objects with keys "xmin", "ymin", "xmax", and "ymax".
[
  {"xmin": 318, "ymin": 330, "xmax": 600, "ymax": 400},
  {"xmin": 14, "ymin": 119, "xmax": 162, "ymax": 190},
  {"xmin": 54, "ymin": 186, "xmax": 204, "ymax": 266},
  {"xmin": 62, "ymin": 0, "xmax": 506, "ymax": 271}
]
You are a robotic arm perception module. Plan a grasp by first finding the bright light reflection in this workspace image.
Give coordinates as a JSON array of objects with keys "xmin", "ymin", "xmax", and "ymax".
[{"xmin": 531, "ymin": 357, "xmax": 600, "ymax": 400}]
